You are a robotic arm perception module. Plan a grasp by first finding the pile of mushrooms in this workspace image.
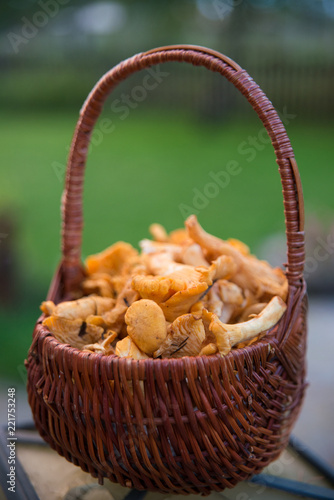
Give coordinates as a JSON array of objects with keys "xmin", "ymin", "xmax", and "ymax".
[{"xmin": 41, "ymin": 216, "xmax": 287, "ymax": 359}]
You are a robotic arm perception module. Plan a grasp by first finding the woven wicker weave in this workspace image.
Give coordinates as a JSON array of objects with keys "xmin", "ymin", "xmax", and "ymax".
[{"xmin": 26, "ymin": 45, "xmax": 307, "ymax": 496}]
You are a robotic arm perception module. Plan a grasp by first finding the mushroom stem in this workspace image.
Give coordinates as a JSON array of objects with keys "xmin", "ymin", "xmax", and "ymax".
[
  {"xmin": 206, "ymin": 296, "xmax": 287, "ymax": 355},
  {"xmin": 186, "ymin": 215, "xmax": 288, "ymax": 301}
]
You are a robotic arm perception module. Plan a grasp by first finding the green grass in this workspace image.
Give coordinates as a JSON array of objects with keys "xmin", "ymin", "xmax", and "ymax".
[{"xmin": 0, "ymin": 110, "xmax": 333, "ymax": 379}]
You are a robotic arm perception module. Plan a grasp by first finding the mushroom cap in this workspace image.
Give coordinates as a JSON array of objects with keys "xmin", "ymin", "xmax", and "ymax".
[
  {"xmin": 40, "ymin": 300, "xmax": 56, "ymax": 316},
  {"xmin": 42, "ymin": 316, "xmax": 104, "ymax": 349},
  {"xmin": 85, "ymin": 241, "xmax": 138, "ymax": 275},
  {"xmin": 125, "ymin": 299, "xmax": 167, "ymax": 355},
  {"xmin": 181, "ymin": 244, "xmax": 209, "ymax": 267},
  {"xmin": 101, "ymin": 278, "xmax": 139, "ymax": 333},
  {"xmin": 132, "ymin": 275, "xmax": 183, "ymax": 303},
  {"xmin": 84, "ymin": 331, "xmax": 117, "ymax": 355},
  {"xmin": 160, "ymin": 283, "xmax": 208, "ymax": 322},
  {"xmin": 140, "ymin": 239, "xmax": 183, "ymax": 261},
  {"xmin": 115, "ymin": 336, "xmax": 149, "ymax": 360},
  {"xmin": 41, "ymin": 296, "xmax": 114, "ymax": 321},
  {"xmin": 153, "ymin": 313, "xmax": 206, "ymax": 358},
  {"xmin": 82, "ymin": 272, "xmax": 127, "ymax": 298},
  {"xmin": 199, "ymin": 343, "xmax": 218, "ymax": 356},
  {"xmin": 133, "ymin": 253, "xmax": 236, "ymax": 322}
]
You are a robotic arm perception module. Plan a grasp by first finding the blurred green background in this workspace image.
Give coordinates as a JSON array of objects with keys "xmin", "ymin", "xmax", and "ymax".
[{"xmin": 0, "ymin": 0, "xmax": 334, "ymax": 381}]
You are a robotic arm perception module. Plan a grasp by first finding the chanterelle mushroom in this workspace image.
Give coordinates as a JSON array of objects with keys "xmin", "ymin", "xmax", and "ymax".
[
  {"xmin": 82, "ymin": 273, "xmax": 117, "ymax": 298},
  {"xmin": 125, "ymin": 299, "xmax": 167, "ymax": 355},
  {"xmin": 216, "ymin": 280, "xmax": 246, "ymax": 323},
  {"xmin": 153, "ymin": 313, "xmax": 206, "ymax": 358},
  {"xmin": 101, "ymin": 278, "xmax": 139, "ymax": 333},
  {"xmin": 83, "ymin": 331, "xmax": 117, "ymax": 355},
  {"xmin": 149, "ymin": 222, "xmax": 192, "ymax": 246},
  {"xmin": 140, "ymin": 239, "xmax": 184, "ymax": 261},
  {"xmin": 42, "ymin": 316, "xmax": 104, "ymax": 349},
  {"xmin": 203, "ymin": 295, "xmax": 287, "ymax": 355},
  {"xmin": 39, "ymin": 216, "xmax": 289, "ymax": 359},
  {"xmin": 115, "ymin": 336, "xmax": 149, "ymax": 360},
  {"xmin": 199, "ymin": 343, "xmax": 218, "ymax": 356},
  {"xmin": 149, "ymin": 223, "xmax": 168, "ymax": 242},
  {"xmin": 85, "ymin": 241, "xmax": 139, "ymax": 276},
  {"xmin": 133, "ymin": 252, "xmax": 237, "ymax": 322},
  {"xmin": 185, "ymin": 215, "xmax": 288, "ymax": 301},
  {"xmin": 41, "ymin": 296, "xmax": 114, "ymax": 320},
  {"xmin": 238, "ymin": 302, "xmax": 267, "ymax": 322},
  {"xmin": 181, "ymin": 243, "xmax": 209, "ymax": 267}
]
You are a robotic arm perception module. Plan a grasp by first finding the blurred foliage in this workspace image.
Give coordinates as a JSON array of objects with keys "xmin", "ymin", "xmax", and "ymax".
[{"xmin": 1, "ymin": 0, "xmax": 333, "ymax": 117}]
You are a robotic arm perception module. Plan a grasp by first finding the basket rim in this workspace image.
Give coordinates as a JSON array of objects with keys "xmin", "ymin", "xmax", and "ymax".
[{"xmin": 34, "ymin": 313, "xmax": 280, "ymax": 372}]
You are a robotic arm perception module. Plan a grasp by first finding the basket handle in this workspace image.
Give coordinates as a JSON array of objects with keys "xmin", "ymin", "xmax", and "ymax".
[{"xmin": 61, "ymin": 44, "xmax": 305, "ymax": 294}]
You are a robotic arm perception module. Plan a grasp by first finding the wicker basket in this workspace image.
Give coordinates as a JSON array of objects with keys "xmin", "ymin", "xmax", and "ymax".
[{"xmin": 26, "ymin": 45, "xmax": 307, "ymax": 496}]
